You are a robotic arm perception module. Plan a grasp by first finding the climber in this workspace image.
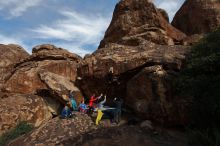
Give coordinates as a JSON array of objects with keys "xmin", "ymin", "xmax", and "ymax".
[
  {"xmin": 69, "ymin": 91, "xmax": 78, "ymax": 111},
  {"xmin": 79, "ymin": 100, "xmax": 88, "ymax": 113},
  {"xmin": 96, "ymin": 107, "xmax": 104, "ymax": 125},
  {"xmin": 61, "ymin": 104, "xmax": 72, "ymax": 119},
  {"xmin": 106, "ymin": 67, "xmax": 120, "ymax": 85},
  {"xmin": 107, "ymin": 67, "xmax": 114, "ymax": 84},
  {"xmin": 112, "ymin": 97, "xmax": 123, "ymax": 124}
]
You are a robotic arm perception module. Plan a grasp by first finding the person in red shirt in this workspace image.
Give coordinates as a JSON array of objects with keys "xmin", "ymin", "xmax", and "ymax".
[
  {"xmin": 89, "ymin": 94, "xmax": 102, "ymax": 107},
  {"xmin": 87, "ymin": 94, "xmax": 103, "ymax": 116}
]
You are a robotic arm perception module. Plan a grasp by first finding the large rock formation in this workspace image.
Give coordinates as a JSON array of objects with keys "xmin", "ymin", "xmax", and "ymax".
[
  {"xmin": 98, "ymin": 0, "xmax": 186, "ymax": 48},
  {"xmin": 8, "ymin": 112, "xmax": 97, "ymax": 146},
  {"xmin": 77, "ymin": 42, "xmax": 189, "ymax": 125},
  {"xmin": 77, "ymin": 0, "xmax": 190, "ymax": 125},
  {"xmin": 0, "ymin": 93, "xmax": 51, "ymax": 135},
  {"xmin": 0, "ymin": 44, "xmax": 29, "ymax": 89},
  {"xmin": 172, "ymin": 0, "xmax": 220, "ymax": 35},
  {"xmin": 3, "ymin": 44, "xmax": 82, "ymax": 94}
]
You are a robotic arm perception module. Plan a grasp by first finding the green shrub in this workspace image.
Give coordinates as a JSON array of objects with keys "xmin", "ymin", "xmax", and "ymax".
[
  {"xmin": 175, "ymin": 28, "xmax": 220, "ymax": 145},
  {"xmin": 176, "ymin": 28, "xmax": 220, "ymax": 129},
  {"xmin": 0, "ymin": 121, "xmax": 33, "ymax": 146}
]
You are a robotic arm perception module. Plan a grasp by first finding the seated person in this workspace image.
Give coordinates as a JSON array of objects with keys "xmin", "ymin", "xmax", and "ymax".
[
  {"xmin": 79, "ymin": 100, "xmax": 88, "ymax": 113},
  {"xmin": 61, "ymin": 104, "xmax": 72, "ymax": 119}
]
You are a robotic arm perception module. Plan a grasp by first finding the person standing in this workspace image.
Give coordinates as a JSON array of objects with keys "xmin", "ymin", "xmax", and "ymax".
[
  {"xmin": 97, "ymin": 95, "xmax": 106, "ymax": 110},
  {"xmin": 96, "ymin": 108, "xmax": 104, "ymax": 125},
  {"xmin": 87, "ymin": 94, "xmax": 103, "ymax": 116},
  {"xmin": 113, "ymin": 97, "xmax": 123, "ymax": 124},
  {"xmin": 69, "ymin": 91, "xmax": 78, "ymax": 111}
]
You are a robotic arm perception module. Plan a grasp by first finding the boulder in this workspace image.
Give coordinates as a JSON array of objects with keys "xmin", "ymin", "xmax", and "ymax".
[
  {"xmin": 98, "ymin": 0, "xmax": 186, "ymax": 48},
  {"xmin": 0, "ymin": 93, "xmax": 51, "ymax": 135},
  {"xmin": 126, "ymin": 66, "xmax": 189, "ymax": 125},
  {"xmin": 3, "ymin": 44, "xmax": 82, "ymax": 94},
  {"xmin": 172, "ymin": 0, "xmax": 220, "ymax": 35},
  {"xmin": 0, "ymin": 44, "xmax": 29, "ymax": 89},
  {"xmin": 8, "ymin": 112, "xmax": 97, "ymax": 146},
  {"xmin": 39, "ymin": 71, "xmax": 84, "ymax": 105},
  {"xmin": 77, "ymin": 42, "xmax": 188, "ymax": 97}
]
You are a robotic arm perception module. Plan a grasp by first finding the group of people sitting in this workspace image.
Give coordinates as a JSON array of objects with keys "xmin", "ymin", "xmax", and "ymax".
[{"xmin": 61, "ymin": 91, "xmax": 123, "ymax": 125}]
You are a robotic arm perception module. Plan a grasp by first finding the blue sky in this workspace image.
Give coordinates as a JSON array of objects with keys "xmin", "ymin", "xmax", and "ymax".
[{"xmin": 0, "ymin": 0, "xmax": 185, "ymax": 56}]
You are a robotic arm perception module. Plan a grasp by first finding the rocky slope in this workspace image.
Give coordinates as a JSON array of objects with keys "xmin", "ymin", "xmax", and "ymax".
[
  {"xmin": 172, "ymin": 0, "xmax": 220, "ymax": 35},
  {"xmin": 60, "ymin": 125, "xmax": 188, "ymax": 146},
  {"xmin": 0, "ymin": 93, "xmax": 51, "ymax": 135},
  {"xmin": 8, "ymin": 112, "xmax": 97, "ymax": 146}
]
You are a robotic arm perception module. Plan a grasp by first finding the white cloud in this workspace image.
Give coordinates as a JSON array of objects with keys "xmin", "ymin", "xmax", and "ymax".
[
  {"xmin": 32, "ymin": 11, "xmax": 110, "ymax": 43},
  {"xmin": 54, "ymin": 43, "xmax": 91, "ymax": 57},
  {"xmin": 0, "ymin": 34, "xmax": 30, "ymax": 53},
  {"xmin": 31, "ymin": 10, "xmax": 111, "ymax": 56},
  {"xmin": 0, "ymin": 0, "xmax": 42, "ymax": 18},
  {"xmin": 0, "ymin": 34, "xmax": 21, "ymax": 44},
  {"xmin": 10, "ymin": 0, "xmax": 42, "ymax": 17}
]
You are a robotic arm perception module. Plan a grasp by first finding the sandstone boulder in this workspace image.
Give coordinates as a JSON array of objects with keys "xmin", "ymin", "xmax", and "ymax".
[
  {"xmin": 172, "ymin": 0, "xmax": 220, "ymax": 35},
  {"xmin": 77, "ymin": 42, "xmax": 189, "ymax": 125},
  {"xmin": 78, "ymin": 42, "xmax": 188, "ymax": 96},
  {"xmin": 3, "ymin": 44, "xmax": 82, "ymax": 94},
  {"xmin": 98, "ymin": 0, "xmax": 186, "ymax": 48},
  {"xmin": 39, "ymin": 71, "xmax": 84, "ymax": 105},
  {"xmin": 126, "ymin": 66, "xmax": 189, "ymax": 125},
  {"xmin": 8, "ymin": 112, "xmax": 97, "ymax": 146},
  {"xmin": 0, "ymin": 93, "xmax": 51, "ymax": 135},
  {"xmin": 0, "ymin": 44, "xmax": 29, "ymax": 89}
]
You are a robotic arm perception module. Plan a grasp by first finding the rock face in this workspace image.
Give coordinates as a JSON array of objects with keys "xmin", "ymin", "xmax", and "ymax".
[
  {"xmin": 0, "ymin": 93, "xmax": 51, "ymax": 135},
  {"xmin": 77, "ymin": 0, "xmax": 190, "ymax": 125},
  {"xmin": 3, "ymin": 44, "xmax": 82, "ymax": 94},
  {"xmin": 126, "ymin": 66, "xmax": 188, "ymax": 125},
  {"xmin": 0, "ymin": 44, "xmax": 29, "ymax": 89},
  {"xmin": 98, "ymin": 0, "xmax": 186, "ymax": 48},
  {"xmin": 77, "ymin": 42, "xmax": 189, "ymax": 125},
  {"xmin": 39, "ymin": 71, "xmax": 84, "ymax": 105},
  {"xmin": 172, "ymin": 0, "xmax": 220, "ymax": 35},
  {"xmin": 8, "ymin": 112, "xmax": 97, "ymax": 146}
]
